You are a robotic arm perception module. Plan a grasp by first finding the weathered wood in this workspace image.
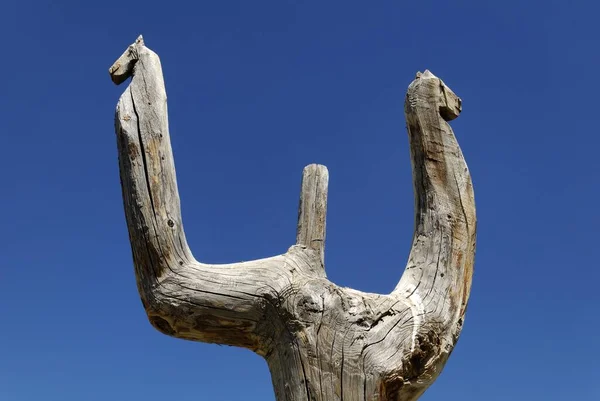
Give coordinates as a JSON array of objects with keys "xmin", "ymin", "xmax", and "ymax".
[
  {"xmin": 110, "ymin": 37, "xmax": 476, "ymax": 401},
  {"xmin": 296, "ymin": 164, "xmax": 329, "ymax": 269}
]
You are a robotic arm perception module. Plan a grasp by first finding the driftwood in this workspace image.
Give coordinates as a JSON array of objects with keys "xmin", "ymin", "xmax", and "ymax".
[{"xmin": 109, "ymin": 36, "xmax": 476, "ymax": 401}]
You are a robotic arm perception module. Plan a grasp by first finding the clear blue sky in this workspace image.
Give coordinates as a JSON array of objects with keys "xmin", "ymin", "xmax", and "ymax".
[{"xmin": 1, "ymin": 1, "xmax": 598, "ymax": 400}]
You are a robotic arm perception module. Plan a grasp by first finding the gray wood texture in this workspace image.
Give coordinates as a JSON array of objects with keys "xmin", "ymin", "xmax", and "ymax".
[{"xmin": 110, "ymin": 37, "xmax": 476, "ymax": 401}]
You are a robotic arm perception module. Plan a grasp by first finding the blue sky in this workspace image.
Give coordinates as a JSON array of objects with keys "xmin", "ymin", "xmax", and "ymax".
[{"xmin": 1, "ymin": 1, "xmax": 598, "ymax": 400}]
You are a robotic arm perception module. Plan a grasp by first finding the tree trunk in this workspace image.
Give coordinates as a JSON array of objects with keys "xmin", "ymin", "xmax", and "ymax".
[{"xmin": 109, "ymin": 36, "xmax": 476, "ymax": 401}]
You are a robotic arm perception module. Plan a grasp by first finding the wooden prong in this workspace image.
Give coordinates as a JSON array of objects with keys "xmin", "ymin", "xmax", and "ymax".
[{"xmin": 296, "ymin": 164, "xmax": 329, "ymax": 267}]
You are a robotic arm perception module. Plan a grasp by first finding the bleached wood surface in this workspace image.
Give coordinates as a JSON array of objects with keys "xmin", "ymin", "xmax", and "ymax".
[{"xmin": 110, "ymin": 36, "xmax": 476, "ymax": 401}]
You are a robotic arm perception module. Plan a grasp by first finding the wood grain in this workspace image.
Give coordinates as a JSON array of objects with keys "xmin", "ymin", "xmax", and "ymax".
[{"xmin": 110, "ymin": 38, "xmax": 476, "ymax": 401}]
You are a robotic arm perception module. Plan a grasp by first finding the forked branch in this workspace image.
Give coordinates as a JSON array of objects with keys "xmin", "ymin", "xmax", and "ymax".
[{"xmin": 110, "ymin": 37, "xmax": 476, "ymax": 401}]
